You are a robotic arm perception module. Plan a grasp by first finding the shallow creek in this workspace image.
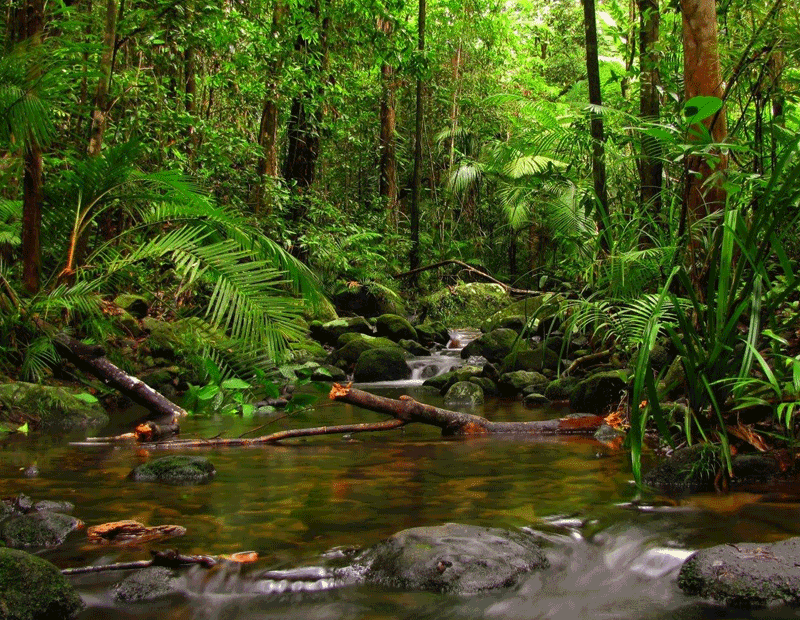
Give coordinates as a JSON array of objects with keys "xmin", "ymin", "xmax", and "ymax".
[{"xmin": 4, "ymin": 346, "xmax": 800, "ymax": 618}]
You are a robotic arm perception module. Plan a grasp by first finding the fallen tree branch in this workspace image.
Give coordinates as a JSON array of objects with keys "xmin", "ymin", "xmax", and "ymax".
[
  {"xmin": 329, "ymin": 384, "xmax": 604, "ymax": 435},
  {"xmin": 62, "ymin": 549, "xmax": 223, "ymax": 576},
  {"xmin": 394, "ymin": 260, "xmax": 540, "ymax": 296},
  {"xmin": 561, "ymin": 349, "xmax": 612, "ymax": 377}
]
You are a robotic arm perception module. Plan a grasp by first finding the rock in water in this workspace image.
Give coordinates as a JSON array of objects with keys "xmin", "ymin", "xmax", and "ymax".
[
  {"xmin": 0, "ymin": 548, "xmax": 84, "ymax": 619},
  {"xmin": 129, "ymin": 455, "xmax": 216, "ymax": 485},
  {"xmin": 355, "ymin": 523, "xmax": 548, "ymax": 594}
]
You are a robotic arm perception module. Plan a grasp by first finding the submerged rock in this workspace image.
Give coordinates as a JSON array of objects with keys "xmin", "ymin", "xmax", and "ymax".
[
  {"xmin": 443, "ymin": 381, "xmax": 485, "ymax": 407},
  {"xmin": 0, "ymin": 548, "xmax": 84, "ymax": 619},
  {"xmin": 113, "ymin": 566, "xmax": 179, "ymax": 602},
  {"xmin": 354, "ymin": 523, "xmax": 548, "ymax": 594},
  {"xmin": 1, "ymin": 512, "xmax": 83, "ymax": 549},
  {"xmin": 678, "ymin": 537, "xmax": 800, "ymax": 608},
  {"xmin": 129, "ymin": 455, "xmax": 216, "ymax": 485}
]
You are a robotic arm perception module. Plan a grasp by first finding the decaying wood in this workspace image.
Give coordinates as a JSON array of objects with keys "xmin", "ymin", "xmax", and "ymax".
[
  {"xmin": 135, "ymin": 420, "xmax": 180, "ymax": 442},
  {"xmin": 394, "ymin": 260, "xmax": 540, "ymax": 296},
  {"xmin": 87, "ymin": 520, "xmax": 186, "ymax": 545},
  {"xmin": 45, "ymin": 326, "xmax": 188, "ymax": 418},
  {"xmin": 329, "ymin": 384, "xmax": 604, "ymax": 436}
]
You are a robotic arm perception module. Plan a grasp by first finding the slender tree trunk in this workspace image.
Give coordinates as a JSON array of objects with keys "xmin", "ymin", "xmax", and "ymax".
[
  {"xmin": 377, "ymin": 17, "xmax": 398, "ymax": 230},
  {"xmin": 638, "ymin": 0, "xmax": 662, "ymax": 216},
  {"xmin": 448, "ymin": 41, "xmax": 462, "ymax": 172},
  {"xmin": 582, "ymin": 0, "xmax": 609, "ymax": 252},
  {"xmin": 409, "ymin": 0, "xmax": 426, "ymax": 280},
  {"xmin": 680, "ymin": 0, "xmax": 727, "ymax": 243},
  {"xmin": 87, "ymin": 0, "xmax": 117, "ymax": 157},
  {"xmin": 15, "ymin": 0, "xmax": 44, "ymax": 294}
]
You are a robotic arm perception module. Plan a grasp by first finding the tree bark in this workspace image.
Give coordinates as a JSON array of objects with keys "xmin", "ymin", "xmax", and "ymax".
[
  {"xmin": 377, "ymin": 16, "xmax": 398, "ymax": 230},
  {"xmin": 87, "ymin": 0, "xmax": 117, "ymax": 157},
  {"xmin": 409, "ymin": 0, "xmax": 425, "ymax": 281},
  {"xmin": 581, "ymin": 0, "xmax": 609, "ymax": 252},
  {"xmin": 638, "ymin": 0, "xmax": 662, "ymax": 217}
]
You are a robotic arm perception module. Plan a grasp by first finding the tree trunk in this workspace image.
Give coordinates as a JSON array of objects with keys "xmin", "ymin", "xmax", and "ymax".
[
  {"xmin": 87, "ymin": 0, "xmax": 117, "ymax": 157},
  {"xmin": 409, "ymin": 0, "xmax": 426, "ymax": 280},
  {"xmin": 14, "ymin": 0, "xmax": 44, "ymax": 295},
  {"xmin": 638, "ymin": 0, "xmax": 662, "ymax": 217},
  {"xmin": 377, "ymin": 17, "xmax": 398, "ymax": 230},
  {"xmin": 680, "ymin": 0, "xmax": 727, "ymax": 245},
  {"xmin": 582, "ymin": 0, "xmax": 609, "ymax": 252}
]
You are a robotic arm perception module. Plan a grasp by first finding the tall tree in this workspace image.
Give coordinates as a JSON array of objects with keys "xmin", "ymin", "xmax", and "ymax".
[
  {"xmin": 581, "ymin": 0, "xmax": 609, "ymax": 252},
  {"xmin": 87, "ymin": 0, "xmax": 117, "ymax": 156},
  {"xmin": 638, "ymin": 0, "xmax": 662, "ymax": 215},
  {"xmin": 13, "ymin": 0, "xmax": 45, "ymax": 294},
  {"xmin": 409, "ymin": 0, "xmax": 425, "ymax": 277},
  {"xmin": 377, "ymin": 16, "xmax": 398, "ymax": 230}
]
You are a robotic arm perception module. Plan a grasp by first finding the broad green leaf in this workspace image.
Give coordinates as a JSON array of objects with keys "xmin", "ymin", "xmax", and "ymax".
[
  {"xmin": 683, "ymin": 96, "xmax": 723, "ymax": 126},
  {"xmin": 221, "ymin": 378, "xmax": 251, "ymax": 390}
]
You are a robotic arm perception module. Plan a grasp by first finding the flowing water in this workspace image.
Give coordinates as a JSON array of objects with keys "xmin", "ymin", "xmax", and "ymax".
[{"xmin": 4, "ymin": 339, "xmax": 800, "ymax": 619}]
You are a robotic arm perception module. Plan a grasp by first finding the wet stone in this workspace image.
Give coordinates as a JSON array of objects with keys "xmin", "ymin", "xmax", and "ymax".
[
  {"xmin": 113, "ymin": 566, "xmax": 180, "ymax": 602},
  {"xmin": 129, "ymin": 455, "xmax": 216, "ymax": 485},
  {"xmin": 1, "ymin": 512, "xmax": 83, "ymax": 549}
]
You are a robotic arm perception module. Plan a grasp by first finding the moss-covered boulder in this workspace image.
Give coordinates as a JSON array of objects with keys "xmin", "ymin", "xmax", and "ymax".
[
  {"xmin": 310, "ymin": 364, "xmax": 347, "ymax": 382},
  {"xmin": 114, "ymin": 293, "xmax": 151, "ymax": 319},
  {"xmin": 443, "ymin": 381, "xmax": 485, "ymax": 407},
  {"xmin": 469, "ymin": 376, "xmax": 499, "ymax": 396},
  {"xmin": 332, "ymin": 283, "xmax": 405, "ymax": 318},
  {"xmin": 130, "ymin": 455, "xmax": 216, "ymax": 485},
  {"xmin": 398, "ymin": 339, "xmax": 429, "ymax": 356},
  {"xmin": 0, "ymin": 548, "xmax": 84, "ymax": 619},
  {"xmin": 328, "ymin": 334, "xmax": 399, "ymax": 367},
  {"xmin": 500, "ymin": 344, "xmax": 560, "ymax": 374},
  {"xmin": 544, "ymin": 377, "xmax": 580, "ymax": 401},
  {"xmin": 498, "ymin": 371, "xmax": 549, "ymax": 395},
  {"xmin": 141, "ymin": 317, "xmax": 207, "ymax": 360},
  {"xmin": 569, "ymin": 370, "xmax": 629, "ymax": 415},
  {"xmin": 376, "ymin": 314, "xmax": 417, "ymax": 342},
  {"xmin": 0, "ymin": 382, "xmax": 108, "ymax": 432},
  {"xmin": 461, "ymin": 328, "xmax": 523, "ymax": 364},
  {"xmin": 1, "ymin": 512, "xmax": 82, "ymax": 549},
  {"xmin": 678, "ymin": 537, "xmax": 800, "ymax": 608},
  {"xmin": 310, "ymin": 317, "xmax": 374, "ymax": 346},
  {"xmin": 422, "ymin": 366, "xmax": 482, "ymax": 393},
  {"xmin": 420, "ymin": 283, "xmax": 510, "ymax": 327},
  {"xmin": 414, "ymin": 321, "xmax": 450, "ymax": 347},
  {"xmin": 522, "ymin": 393, "xmax": 551, "ymax": 407},
  {"xmin": 353, "ymin": 347, "xmax": 411, "ymax": 382},
  {"xmin": 481, "ymin": 294, "xmax": 562, "ymax": 332},
  {"xmin": 355, "ymin": 523, "xmax": 548, "ymax": 594}
]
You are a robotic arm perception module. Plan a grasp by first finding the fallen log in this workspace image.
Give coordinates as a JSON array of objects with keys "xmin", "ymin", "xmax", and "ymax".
[
  {"xmin": 44, "ymin": 326, "xmax": 188, "ymax": 419},
  {"xmin": 329, "ymin": 384, "xmax": 605, "ymax": 436}
]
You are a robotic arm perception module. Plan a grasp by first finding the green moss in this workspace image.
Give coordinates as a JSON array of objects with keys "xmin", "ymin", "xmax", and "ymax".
[
  {"xmin": 0, "ymin": 548, "xmax": 84, "ymax": 619},
  {"xmin": 130, "ymin": 456, "xmax": 216, "ymax": 485},
  {"xmin": 420, "ymin": 283, "xmax": 511, "ymax": 327},
  {"xmin": 0, "ymin": 382, "xmax": 108, "ymax": 432}
]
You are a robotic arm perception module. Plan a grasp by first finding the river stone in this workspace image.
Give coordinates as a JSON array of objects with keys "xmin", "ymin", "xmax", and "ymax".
[
  {"xmin": 461, "ymin": 329, "xmax": 522, "ymax": 364},
  {"xmin": 570, "ymin": 370, "xmax": 629, "ymax": 415},
  {"xmin": 113, "ymin": 566, "xmax": 179, "ymax": 602},
  {"xmin": 357, "ymin": 523, "xmax": 548, "ymax": 594},
  {"xmin": 375, "ymin": 314, "xmax": 418, "ymax": 343},
  {"xmin": 500, "ymin": 344, "xmax": 559, "ymax": 374},
  {"xmin": 353, "ymin": 347, "xmax": 411, "ymax": 382},
  {"xmin": 422, "ymin": 366, "xmax": 483, "ymax": 393},
  {"xmin": 522, "ymin": 393, "xmax": 551, "ymax": 407},
  {"xmin": 328, "ymin": 334, "xmax": 398, "ymax": 367},
  {"xmin": 310, "ymin": 317, "xmax": 374, "ymax": 346},
  {"xmin": 481, "ymin": 294, "xmax": 561, "ymax": 332},
  {"xmin": 0, "ymin": 548, "xmax": 84, "ymax": 619},
  {"xmin": 469, "ymin": 376, "xmax": 499, "ymax": 396},
  {"xmin": 643, "ymin": 444, "xmax": 721, "ymax": 492},
  {"xmin": 544, "ymin": 377, "xmax": 580, "ymax": 401},
  {"xmin": 444, "ymin": 381, "xmax": 484, "ymax": 407},
  {"xmin": 678, "ymin": 537, "xmax": 800, "ymax": 608},
  {"xmin": 1, "ymin": 512, "xmax": 83, "ymax": 549},
  {"xmin": 498, "ymin": 371, "xmax": 549, "ymax": 395},
  {"xmin": 130, "ymin": 455, "xmax": 216, "ymax": 485},
  {"xmin": 0, "ymin": 382, "xmax": 109, "ymax": 432},
  {"xmin": 414, "ymin": 322, "xmax": 450, "ymax": 347},
  {"xmin": 398, "ymin": 339, "xmax": 430, "ymax": 356}
]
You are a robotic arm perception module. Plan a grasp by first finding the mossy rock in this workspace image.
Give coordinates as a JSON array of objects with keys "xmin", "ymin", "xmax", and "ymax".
[
  {"xmin": 469, "ymin": 376, "xmax": 499, "ymax": 396},
  {"xmin": 420, "ymin": 282, "xmax": 511, "ymax": 327},
  {"xmin": 141, "ymin": 317, "xmax": 212, "ymax": 360},
  {"xmin": 328, "ymin": 334, "xmax": 399, "ymax": 367},
  {"xmin": 0, "ymin": 548, "xmax": 84, "ymax": 619},
  {"xmin": 290, "ymin": 340, "xmax": 328, "ymax": 362},
  {"xmin": 130, "ymin": 456, "xmax": 216, "ymax": 485},
  {"xmin": 310, "ymin": 317, "xmax": 374, "ymax": 346},
  {"xmin": 311, "ymin": 365, "xmax": 347, "ymax": 382},
  {"xmin": 375, "ymin": 314, "xmax": 417, "ymax": 342},
  {"xmin": 569, "ymin": 370, "xmax": 629, "ymax": 415},
  {"xmin": 643, "ymin": 444, "xmax": 721, "ymax": 491},
  {"xmin": 461, "ymin": 328, "xmax": 524, "ymax": 364},
  {"xmin": 500, "ymin": 344, "xmax": 560, "ymax": 374},
  {"xmin": 544, "ymin": 377, "xmax": 580, "ymax": 401},
  {"xmin": 498, "ymin": 371, "xmax": 549, "ymax": 395},
  {"xmin": 113, "ymin": 566, "xmax": 179, "ymax": 602},
  {"xmin": 522, "ymin": 393, "xmax": 551, "ymax": 407},
  {"xmin": 332, "ymin": 283, "xmax": 405, "ymax": 318},
  {"xmin": 1, "ymin": 512, "xmax": 82, "ymax": 549},
  {"xmin": 0, "ymin": 382, "xmax": 108, "ymax": 432},
  {"xmin": 302, "ymin": 297, "xmax": 339, "ymax": 323},
  {"xmin": 398, "ymin": 339, "xmax": 429, "ymax": 356},
  {"xmin": 353, "ymin": 347, "xmax": 411, "ymax": 382},
  {"xmin": 481, "ymin": 294, "xmax": 562, "ymax": 332},
  {"xmin": 422, "ymin": 366, "xmax": 483, "ymax": 393},
  {"xmin": 414, "ymin": 321, "xmax": 450, "ymax": 347},
  {"xmin": 443, "ymin": 381, "xmax": 485, "ymax": 407},
  {"xmin": 113, "ymin": 293, "xmax": 151, "ymax": 319}
]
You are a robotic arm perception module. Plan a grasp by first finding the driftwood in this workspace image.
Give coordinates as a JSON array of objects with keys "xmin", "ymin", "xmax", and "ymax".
[
  {"xmin": 45, "ymin": 326, "xmax": 188, "ymax": 418},
  {"xmin": 135, "ymin": 420, "xmax": 180, "ymax": 442},
  {"xmin": 61, "ymin": 549, "xmax": 233, "ymax": 575},
  {"xmin": 328, "ymin": 384, "xmax": 604, "ymax": 436},
  {"xmin": 394, "ymin": 260, "xmax": 540, "ymax": 297}
]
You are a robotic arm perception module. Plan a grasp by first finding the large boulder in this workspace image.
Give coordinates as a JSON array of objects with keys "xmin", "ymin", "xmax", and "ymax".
[
  {"xmin": 375, "ymin": 314, "xmax": 417, "ymax": 343},
  {"xmin": 414, "ymin": 321, "xmax": 450, "ymax": 347},
  {"xmin": 354, "ymin": 523, "xmax": 548, "ymax": 594},
  {"xmin": 332, "ymin": 283, "xmax": 405, "ymax": 318},
  {"xmin": 420, "ymin": 282, "xmax": 511, "ymax": 327},
  {"xmin": 130, "ymin": 455, "xmax": 216, "ymax": 485},
  {"xmin": 0, "ymin": 382, "xmax": 108, "ymax": 432},
  {"xmin": 443, "ymin": 381, "xmax": 484, "ymax": 407},
  {"xmin": 353, "ymin": 348, "xmax": 411, "ymax": 382},
  {"xmin": 328, "ymin": 334, "xmax": 399, "ymax": 367},
  {"xmin": 678, "ymin": 537, "xmax": 800, "ymax": 608},
  {"xmin": 461, "ymin": 329, "xmax": 523, "ymax": 364},
  {"xmin": 422, "ymin": 366, "xmax": 483, "ymax": 393},
  {"xmin": 310, "ymin": 317, "xmax": 374, "ymax": 346},
  {"xmin": 544, "ymin": 377, "xmax": 580, "ymax": 401},
  {"xmin": 569, "ymin": 370, "xmax": 629, "ymax": 415},
  {"xmin": 1, "ymin": 512, "xmax": 82, "ymax": 549},
  {"xmin": 497, "ymin": 371, "xmax": 549, "ymax": 396},
  {"xmin": 0, "ymin": 548, "xmax": 84, "ymax": 619},
  {"xmin": 500, "ymin": 344, "xmax": 560, "ymax": 374}
]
